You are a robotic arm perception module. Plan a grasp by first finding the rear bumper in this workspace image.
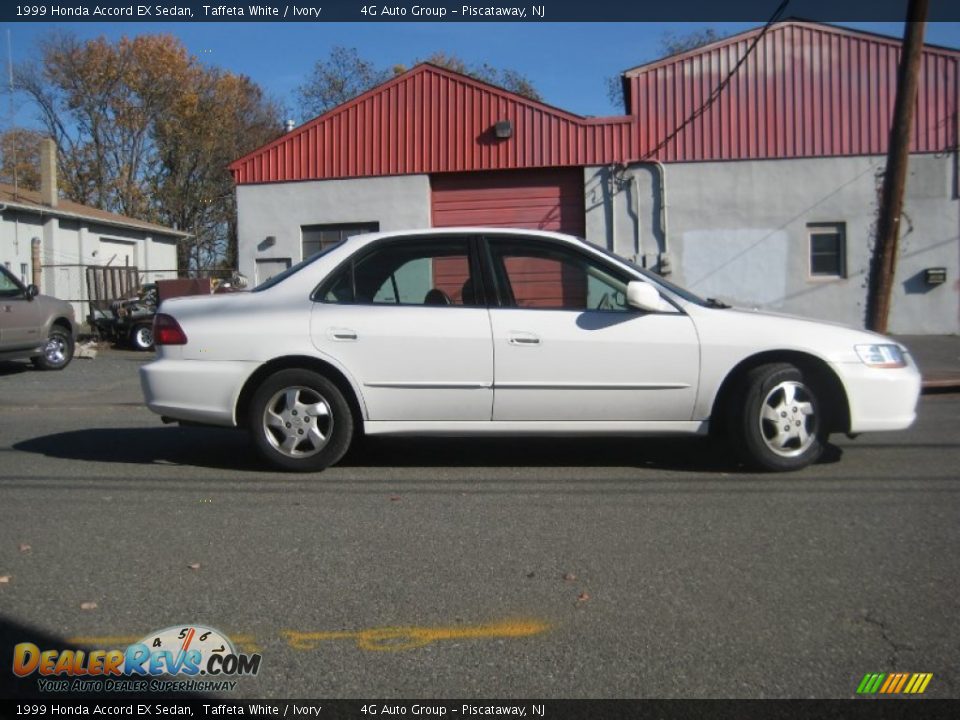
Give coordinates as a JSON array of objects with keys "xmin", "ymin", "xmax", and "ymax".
[
  {"xmin": 833, "ymin": 359, "xmax": 922, "ymax": 433},
  {"xmin": 139, "ymin": 359, "xmax": 258, "ymax": 427}
]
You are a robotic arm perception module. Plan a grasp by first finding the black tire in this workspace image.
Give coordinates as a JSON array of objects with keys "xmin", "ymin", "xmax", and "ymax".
[
  {"xmin": 130, "ymin": 323, "xmax": 155, "ymax": 351},
  {"xmin": 31, "ymin": 326, "xmax": 74, "ymax": 371},
  {"xmin": 248, "ymin": 369, "xmax": 353, "ymax": 472},
  {"xmin": 727, "ymin": 362, "xmax": 826, "ymax": 472}
]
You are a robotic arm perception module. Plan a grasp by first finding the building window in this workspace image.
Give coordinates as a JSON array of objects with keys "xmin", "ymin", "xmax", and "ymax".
[
  {"xmin": 21, "ymin": 263, "xmax": 28, "ymax": 284},
  {"xmin": 301, "ymin": 222, "xmax": 379, "ymax": 261},
  {"xmin": 808, "ymin": 223, "xmax": 846, "ymax": 278}
]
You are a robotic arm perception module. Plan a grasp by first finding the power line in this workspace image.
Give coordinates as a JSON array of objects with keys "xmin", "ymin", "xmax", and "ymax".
[{"xmin": 641, "ymin": 0, "xmax": 791, "ymax": 161}]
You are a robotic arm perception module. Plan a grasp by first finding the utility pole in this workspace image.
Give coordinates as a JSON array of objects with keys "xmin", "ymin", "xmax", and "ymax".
[{"xmin": 867, "ymin": 0, "xmax": 929, "ymax": 333}]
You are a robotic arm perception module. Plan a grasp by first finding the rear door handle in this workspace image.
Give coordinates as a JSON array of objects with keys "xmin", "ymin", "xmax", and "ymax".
[
  {"xmin": 328, "ymin": 327, "xmax": 358, "ymax": 341},
  {"xmin": 508, "ymin": 331, "xmax": 541, "ymax": 346}
]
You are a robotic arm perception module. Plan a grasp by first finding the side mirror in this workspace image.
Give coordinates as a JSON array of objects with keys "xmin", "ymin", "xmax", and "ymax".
[
  {"xmin": 26, "ymin": 284, "xmax": 39, "ymax": 300},
  {"xmin": 626, "ymin": 281, "xmax": 668, "ymax": 312}
]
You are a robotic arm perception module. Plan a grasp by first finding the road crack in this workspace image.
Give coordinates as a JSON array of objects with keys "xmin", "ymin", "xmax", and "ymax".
[{"xmin": 863, "ymin": 611, "xmax": 915, "ymax": 667}]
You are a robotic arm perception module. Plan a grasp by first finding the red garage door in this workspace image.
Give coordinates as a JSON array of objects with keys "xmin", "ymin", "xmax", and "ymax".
[{"xmin": 431, "ymin": 169, "xmax": 585, "ymax": 236}]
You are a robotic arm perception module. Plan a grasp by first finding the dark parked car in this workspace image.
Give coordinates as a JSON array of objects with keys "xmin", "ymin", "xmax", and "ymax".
[{"xmin": 0, "ymin": 264, "xmax": 77, "ymax": 370}]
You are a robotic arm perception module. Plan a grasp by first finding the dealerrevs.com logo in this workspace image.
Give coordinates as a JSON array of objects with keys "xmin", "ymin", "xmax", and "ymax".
[{"xmin": 13, "ymin": 625, "xmax": 261, "ymax": 693}]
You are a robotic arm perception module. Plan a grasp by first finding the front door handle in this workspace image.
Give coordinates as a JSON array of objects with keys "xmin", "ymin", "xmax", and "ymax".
[
  {"xmin": 508, "ymin": 331, "xmax": 541, "ymax": 346},
  {"xmin": 328, "ymin": 327, "xmax": 358, "ymax": 341}
]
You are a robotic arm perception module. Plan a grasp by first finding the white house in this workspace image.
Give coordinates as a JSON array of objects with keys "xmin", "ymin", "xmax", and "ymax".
[{"xmin": 0, "ymin": 139, "xmax": 188, "ymax": 323}]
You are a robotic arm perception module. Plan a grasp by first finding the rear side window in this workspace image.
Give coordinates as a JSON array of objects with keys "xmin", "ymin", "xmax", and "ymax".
[
  {"xmin": 252, "ymin": 242, "xmax": 343, "ymax": 292},
  {"xmin": 320, "ymin": 239, "xmax": 481, "ymax": 307}
]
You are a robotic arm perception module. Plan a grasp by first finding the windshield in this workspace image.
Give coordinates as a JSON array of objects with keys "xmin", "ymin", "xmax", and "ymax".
[
  {"xmin": 252, "ymin": 241, "xmax": 344, "ymax": 292},
  {"xmin": 0, "ymin": 264, "xmax": 26, "ymax": 298},
  {"xmin": 586, "ymin": 242, "xmax": 712, "ymax": 307}
]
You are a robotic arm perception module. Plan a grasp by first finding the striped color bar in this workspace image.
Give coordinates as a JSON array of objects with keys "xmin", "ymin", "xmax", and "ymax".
[{"xmin": 857, "ymin": 673, "xmax": 933, "ymax": 694}]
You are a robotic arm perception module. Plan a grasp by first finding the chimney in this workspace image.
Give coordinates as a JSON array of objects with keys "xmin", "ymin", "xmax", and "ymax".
[{"xmin": 39, "ymin": 138, "xmax": 58, "ymax": 207}]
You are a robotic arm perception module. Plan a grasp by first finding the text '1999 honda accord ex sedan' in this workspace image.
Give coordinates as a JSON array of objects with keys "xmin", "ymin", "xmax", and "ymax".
[{"xmin": 140, "ymin": 228, "xmax": 921, "ymax": 473}]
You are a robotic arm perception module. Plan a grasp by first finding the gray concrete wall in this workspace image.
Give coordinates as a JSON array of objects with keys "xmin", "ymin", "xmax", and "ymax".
[
  {"xmin": 237, "ymin": 175, "xmax": 432, "ymax": 284},
  {"xmin": 0, "ymin": 210, "xmax": 44, "ymax": 282},
  {"xmin": 586, "ymin": 154, "xmax": 959, "ymax": 334}
]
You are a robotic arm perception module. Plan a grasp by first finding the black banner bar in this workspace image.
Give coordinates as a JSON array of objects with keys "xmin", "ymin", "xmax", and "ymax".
[
  {"xmin": 2, "ymin": 0, "xmax": 960, "ymax": 23},
  {"xmin": 3, "ymin": 700, "xmax": 960, "ymax": 720}
]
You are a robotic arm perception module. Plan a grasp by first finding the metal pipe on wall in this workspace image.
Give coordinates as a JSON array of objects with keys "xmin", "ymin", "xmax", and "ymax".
[{"xmin": 628, "ymin": 161, "xmax": 670, "ymax": 274}]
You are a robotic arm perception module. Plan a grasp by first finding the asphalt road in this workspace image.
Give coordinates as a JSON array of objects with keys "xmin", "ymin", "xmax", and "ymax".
[{"xmin": 0, "ymin": 348, "xmax": 957, "ymax": 700}]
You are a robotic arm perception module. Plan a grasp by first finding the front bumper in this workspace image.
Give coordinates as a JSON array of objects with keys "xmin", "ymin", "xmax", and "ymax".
[
  {"xmin": 833, "ymin": 357, "xmax": 922, "ymax": 433},
  {"xmin": 140, "ymin": 359, "xmax": 259, "ymax": 427}
]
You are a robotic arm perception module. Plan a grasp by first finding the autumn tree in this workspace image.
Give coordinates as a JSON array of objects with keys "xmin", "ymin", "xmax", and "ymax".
[
  {"xmin": 152, "ymin": 69, "xmax": 282, "ymax": 273},
  {"xmin": 298, "ymin": 46, "xmax": 541, "ymax": 118},
  {"xmin": 13, "ymin": 32, "xmax": 282, "ymax": 274},
  {"xmin": 0, "ymin": 128, "xmax": 44, "ymax": 190},
  {"xmin": 15, "ymin": 33, "xmax": 191, "ymax": 218}
]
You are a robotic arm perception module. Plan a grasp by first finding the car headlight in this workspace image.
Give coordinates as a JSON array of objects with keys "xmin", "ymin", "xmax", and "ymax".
[{"xmin": 855, "ymin": 344, "xmax": 906, "ymax": 368}]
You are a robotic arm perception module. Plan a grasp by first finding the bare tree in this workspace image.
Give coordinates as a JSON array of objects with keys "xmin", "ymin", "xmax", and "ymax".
[
  {"xmin": 607, "ymin": 28, "xmax": 727, "ymax": 115},
  {"xmin": 660, "ymin": 28, "xmax": 726, "ymax": 56},
  {"xmin": 297, "ymin": 46, "xmax": 392, "ymax": 117},
  {"xmin": 299, "ymin": 47, "xmax": 541, "ymax": 119}
]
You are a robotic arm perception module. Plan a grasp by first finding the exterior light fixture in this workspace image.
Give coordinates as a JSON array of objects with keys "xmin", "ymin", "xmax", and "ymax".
[
  {"xmin": 924, "ymin": 267, "xmax": 946, "ymax": 285},
  {"xmin": 494, "ymin": 120, "xmax": 513, "ymax": 139}
]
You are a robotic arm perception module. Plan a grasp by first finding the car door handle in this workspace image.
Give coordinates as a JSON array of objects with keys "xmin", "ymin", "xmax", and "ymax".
[
  {"xmin": 328, "ymin": 328, "xmax": 358, "ymax": 341},
  {"xmin": 508, "ymin": 332, "xmax": 541, "ymax": 346}
]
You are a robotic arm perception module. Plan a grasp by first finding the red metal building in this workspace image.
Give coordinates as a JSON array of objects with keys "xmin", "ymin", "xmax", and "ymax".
[
  {"xmin": 231, "ymin": 20, "xmax": 958, "ymax": 181},
  {"xmin": 232, "ymin": 21, "xmax": 960, "ymax": 332}
]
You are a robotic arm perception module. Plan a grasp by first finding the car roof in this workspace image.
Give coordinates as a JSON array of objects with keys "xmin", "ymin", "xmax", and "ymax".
[{"xmin": 342, "ymin": 227, "xmax": 585, "ymax": 249}]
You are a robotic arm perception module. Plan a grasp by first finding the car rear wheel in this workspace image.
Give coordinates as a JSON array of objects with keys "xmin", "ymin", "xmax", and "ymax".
[
  {"xmin": 131, "ymin": 323, "xmax": 155, "ymax": 351},
  {"xmin": 32, "ymin": 326, "xmax": 74, "ymax": 371},
  {"xmin": 729, "ymin": 363, "xmax": 826, "ymax": 472},
  {"xmin": 248, "ymin": 369, "xmax": 353, "ymax": 472}
]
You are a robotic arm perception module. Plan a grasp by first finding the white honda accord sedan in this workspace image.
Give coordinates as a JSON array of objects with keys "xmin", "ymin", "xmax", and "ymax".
[{"xmin": 140, "ymin": 228, "xmax": 920, "ymax": 473}]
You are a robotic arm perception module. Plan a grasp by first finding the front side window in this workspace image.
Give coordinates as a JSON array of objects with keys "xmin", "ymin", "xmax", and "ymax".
[
  {"xmin": 488, "ymin": 239, "xmax": 631, "ymax": 312},
  {"xmin": 322, "ymin": 239, "xmax": 478, "ymax": 307}
]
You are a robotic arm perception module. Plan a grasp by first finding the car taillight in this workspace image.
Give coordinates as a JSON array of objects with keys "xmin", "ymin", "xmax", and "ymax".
[{"xmin": 153, "ymin": 313, "xmax": 188, "ymax": 345}]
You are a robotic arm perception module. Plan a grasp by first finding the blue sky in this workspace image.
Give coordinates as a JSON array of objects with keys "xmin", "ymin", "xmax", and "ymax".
[{"xmin": 4, "ymin": 21, "xmax": 960, "ymax": 127}]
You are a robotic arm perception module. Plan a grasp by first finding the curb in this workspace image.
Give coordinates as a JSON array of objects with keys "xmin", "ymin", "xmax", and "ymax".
[{"xmin": 921, "ymin": 375, "xmax": 960, "ymax": 393}]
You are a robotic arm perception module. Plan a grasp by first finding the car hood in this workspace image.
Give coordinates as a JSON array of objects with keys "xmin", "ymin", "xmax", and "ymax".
[
  {"xmin": 35, "ymin": 293, "xmax": 75, "ymax": 317},
  {"xmin": 687, "ymin": 304, "xmax": 908, "ymax": 364}
]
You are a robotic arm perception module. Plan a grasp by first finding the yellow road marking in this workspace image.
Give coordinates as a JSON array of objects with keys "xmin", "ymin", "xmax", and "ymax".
[
  {"xmin": 68, "ymin": 620, "xmax": 548, "ymax": 654},
  {"xmin": 282, "ymin": 619, "xmax": 550, "ymax": 652}
]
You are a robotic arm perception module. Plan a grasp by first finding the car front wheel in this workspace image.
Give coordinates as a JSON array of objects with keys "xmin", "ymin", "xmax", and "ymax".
[
  {"xmin": 32, "ymin": 326, "xmax": 74, "ymax": 371},
  {"xmin": 730, "ymin": 363, "xmax": 826, "ymax": 472},
  {"xmin": 248, "ymin": 369, "xmax": 353, "ymax": 472}
]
